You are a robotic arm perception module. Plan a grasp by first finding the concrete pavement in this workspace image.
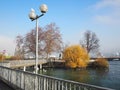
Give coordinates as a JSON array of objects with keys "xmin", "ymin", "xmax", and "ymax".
[{"xmin": 0, "ymin": 79, "xmax": 15, "ymax": 90}]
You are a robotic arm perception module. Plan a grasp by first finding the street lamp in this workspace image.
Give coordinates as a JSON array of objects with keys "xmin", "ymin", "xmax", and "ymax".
[{"xmin": 29, "ymin": 4, "xmax": 48, "ymax": 74}]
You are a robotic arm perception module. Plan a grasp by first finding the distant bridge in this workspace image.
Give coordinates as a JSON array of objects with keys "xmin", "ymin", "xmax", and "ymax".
[{"xmin": 91, "ymin": 57, "xmax": 120, "ymax": 61}]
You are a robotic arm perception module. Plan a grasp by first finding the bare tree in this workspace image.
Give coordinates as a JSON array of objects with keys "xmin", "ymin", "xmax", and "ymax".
[
  {"xmin": 80, "ymin": 30, "xmax": 99, "ymax": 53},
  {"xmin": 43, "ymin": 23, "xmax": 62, "ymax": 59},
  {"xmin": 14, "ymin": 35, "xmax": 25, "ymax": 59},
  {"xmin": 15, "ymin": 23, "xmax": 62, "ymax": 59},
  {"xmin": 24, "ymin": 27, "xmax": 44, "ymax": 57}
]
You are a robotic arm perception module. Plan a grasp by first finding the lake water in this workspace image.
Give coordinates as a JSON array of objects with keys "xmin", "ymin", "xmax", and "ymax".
[{"xmin": 37, "ymin": 61, "xmax": 120, "ymax": 90}]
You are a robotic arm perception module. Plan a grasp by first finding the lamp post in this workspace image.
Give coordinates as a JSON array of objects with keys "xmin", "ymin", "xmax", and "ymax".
[{"xmin": 29, "ymin": 4, "xmax": 48, "ymax": 74}]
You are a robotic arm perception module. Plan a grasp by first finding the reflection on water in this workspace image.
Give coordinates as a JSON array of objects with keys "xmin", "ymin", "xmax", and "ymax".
[
  {"xmin": 29, "ymin": 61, "xmax": 120, "ymax": 90},
  {"xmin": 39, "ymin": 68, "xmax": 109, "ymax": 85}
]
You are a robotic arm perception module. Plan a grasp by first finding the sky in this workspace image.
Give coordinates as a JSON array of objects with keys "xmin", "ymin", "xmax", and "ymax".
[{"xmin": 0, "ymin": 0, "xmax": 120, "ymax": 56}]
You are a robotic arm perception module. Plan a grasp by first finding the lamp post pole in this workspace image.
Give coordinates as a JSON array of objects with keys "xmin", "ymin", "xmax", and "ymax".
[
  {"xmin": 36, "ymin": 18, "xmax": 38, "ymax": 74},
  {"xmin": 29, "ymin": 4, "xmax": 48, "ymax": 74}
]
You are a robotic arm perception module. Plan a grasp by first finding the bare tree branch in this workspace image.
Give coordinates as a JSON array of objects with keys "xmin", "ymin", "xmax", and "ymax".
[
  {"xmin": 80, "ymin": 30, "xmax": 100, "ymax": 53},
  {"xmin": 15, "ymin": 23, "xmax": 62, "ymax": 59}
]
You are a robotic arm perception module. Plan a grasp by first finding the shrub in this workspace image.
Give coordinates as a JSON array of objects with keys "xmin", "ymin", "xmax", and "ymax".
[
  {"xmin": 8, "ymin": 56, "xmax": 21, "ymax": 60},
  {"xmin": 63, "ymin": 45, "xmax": 89, "ymax": 68},
  {"xmin": 93, "ymin": 58, "xmax": 109, "ymax": 68},
  {"xmin": 4, "ymin": 55, "xmax": 22, "ymax": 60}
]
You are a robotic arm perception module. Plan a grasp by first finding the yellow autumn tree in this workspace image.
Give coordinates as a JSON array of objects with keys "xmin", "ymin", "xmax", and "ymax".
[{"xmin": 63, "ymin": 45, "xmax": 89, "ymax": 68}]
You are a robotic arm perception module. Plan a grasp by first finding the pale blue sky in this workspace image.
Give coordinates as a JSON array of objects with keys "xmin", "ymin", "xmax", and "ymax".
[{"xmin": 0, "ymin": 0, "xmax": 120, "ymax": 55}]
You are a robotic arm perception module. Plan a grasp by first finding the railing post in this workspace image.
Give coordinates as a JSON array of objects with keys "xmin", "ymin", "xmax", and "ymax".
[
  {"xmin": 65, "ymin": 82, "xmax": 68, "ymax": 90},
  {"xmin": 61, "ymin": 81, "xmax": 64, "ymax": 90},
  {"xmin": 23, "ymin": 66, "xmax": 26, "ymax": 71},
  {"xmin": 54, "ymin": 80, "xmax": 57, "ymax": 90},
  {"xmin": 39, "ymin": 64, "xmax": 42, "ymax": 69},
  {"xmin": 58, "ymin": 81, "xmax": 61, "ymax": 90},
  {"xmin": 69, "ymin": 83, "xmax": 72, "ymax": 90}
]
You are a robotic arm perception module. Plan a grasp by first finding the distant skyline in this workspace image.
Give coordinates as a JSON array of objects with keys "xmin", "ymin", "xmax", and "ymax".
[{"xmin": 0, "ymin": 0, "xmax": 120, "ymax": 55}]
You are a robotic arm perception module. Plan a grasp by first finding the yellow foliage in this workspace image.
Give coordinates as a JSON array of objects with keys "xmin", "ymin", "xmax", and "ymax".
[
  {"xmin": 9, "ymin": 56, "xmax": 21, "ymax": 60},
  {"xmin": 0, "ymin": 54, "xmax": 5, "ymax": 62},
  {"xmin": 66, "ymin": 61, "xmax": 77, "ymax": 68},
  {"xmin": 63, "ymin": 45, "xmax": 89, "ymax": 68},
  {"xmin": 95, "ymin": 58, "xmax": 109, "ymax": 68},
  {"xmin": 77, "ymin": 59, "xmax": 87, "ymax": 68}
]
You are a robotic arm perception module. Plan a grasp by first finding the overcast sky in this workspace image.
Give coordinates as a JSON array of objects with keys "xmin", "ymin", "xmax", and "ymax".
[{"xmin": 0, "ymin": 0, "xmax": 120, "ymax": 55}]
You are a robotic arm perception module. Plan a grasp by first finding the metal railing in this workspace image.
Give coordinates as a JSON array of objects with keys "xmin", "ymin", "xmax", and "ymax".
[{"xmin": 0, "ymin": 66, "xmax": 113, "ymax": 90}]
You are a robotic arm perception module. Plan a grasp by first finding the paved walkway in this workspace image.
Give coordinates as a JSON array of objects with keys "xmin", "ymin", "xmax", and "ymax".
[{"xmin": 0, "ymin": 80, "xmax": 15, "ymax": 90}]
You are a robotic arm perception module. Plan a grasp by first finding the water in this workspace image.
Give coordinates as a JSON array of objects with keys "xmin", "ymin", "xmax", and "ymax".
[{"xmin": 37, "ymin": 61, "xmax": 120, "ymax": 90}]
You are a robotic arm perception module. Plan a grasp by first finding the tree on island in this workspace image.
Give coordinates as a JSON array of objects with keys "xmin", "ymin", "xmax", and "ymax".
[
  {"xmin": 63, "ymin": 45, "xmax": 89, "ymax": 68},
  {"xmin": 15, "ymin": 23, "xmax": 62, "ymax": 59},
  {"xmin": 80, "ymin": 30, "xmax": 99, "ymax": 53}
]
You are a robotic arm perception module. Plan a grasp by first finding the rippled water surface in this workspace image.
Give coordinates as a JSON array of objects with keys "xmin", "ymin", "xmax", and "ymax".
[{"xmin": 37, "ymin": 61, "xmax": 120, "ymax": 90}]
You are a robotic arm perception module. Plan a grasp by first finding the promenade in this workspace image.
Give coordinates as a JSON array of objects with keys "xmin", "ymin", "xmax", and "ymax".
[{"xmin": 0, "ymin": 80, "xmax": 14, "ymax": 90}]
